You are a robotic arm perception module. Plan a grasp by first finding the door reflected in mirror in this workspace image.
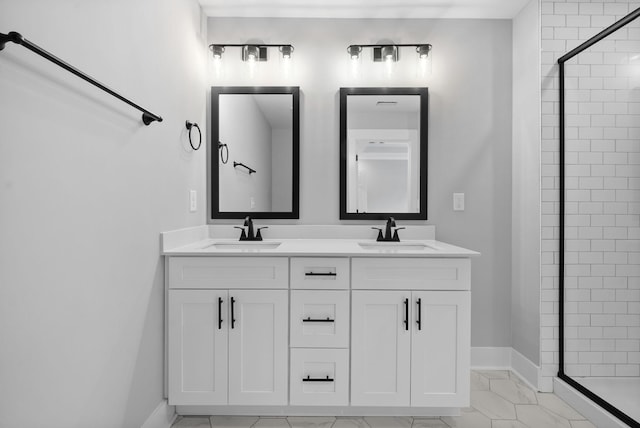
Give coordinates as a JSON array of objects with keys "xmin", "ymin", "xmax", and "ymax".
[
  {"xmin": 211, "ymin": 87, "xmax": 299, "ymax": 220},
  {"xmin": 340, "ymin": 88, "xmax": 428, "ymax": 220}
]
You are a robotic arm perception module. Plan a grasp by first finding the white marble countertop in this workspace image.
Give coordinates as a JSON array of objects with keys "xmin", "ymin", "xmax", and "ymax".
[{"xmin": 162, "ymin": 226, "xmax": 479, "ymax": 258}]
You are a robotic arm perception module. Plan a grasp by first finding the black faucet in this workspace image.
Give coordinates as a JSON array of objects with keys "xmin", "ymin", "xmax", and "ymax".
[
  {"xmin": 234, "ymin": 216, "xmax": 268, "ymax": 241},
  {"xmin": 372, "ymin": 217, "xmax": 405, "ymax": 242}
]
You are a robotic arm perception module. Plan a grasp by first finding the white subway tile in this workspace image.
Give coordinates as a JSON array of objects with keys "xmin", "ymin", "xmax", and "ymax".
[
  {"xmin": 592, "ymin": 115, "xmax": 616, "ymax": 127},
  {"xmin": 616, "ymin": 214, "xmax": 640, "ymax": 226},
  {"xmin": 591, "ymin": 139, "xmax": 615, "ymax": 152},
  {"xmin": 591, "ymin": 365, "xmax": 615, "ymax": 376},
  {"xmin": 604, "ymin": 276, "xmax": 628, "ymax": 289},
  {"xmin": 616, "ymin": 314, "xmax": 640, "ymax": 327},
  {"xmin": 578, "ymin": 351, "xmax": 603, "ymax": 363},
  {"xmin": 616, "ymin": 263, "xmax": 640, "ymax": 276},
  {"xmin": 604, "ymin": 251, "xmax": 628, "ymax": 264},
  {"xmin": 592, "ymin": 264, "xmax": 616, "ymax": 276},
  {"xmin": 617, "ymin": 289, "xmax": 640, "ymax": 301},
  {"xmin": 591, "ymin": 64, "xmax": 616, "ymax": 77},
  {"xmin": 603, "ymin": 102, "xmax": 628, "ymax": 114},
  {"xmin": 615, "ymin": 364, "xmax": 640, "ymax": 376},
  {"xmin": 591, "ymin": 165, "xmax": 616, "ymax": 176},
  {"xmin": 616, "ymin": 339, "xmax": 640, "ymax": 352},
  {"xmin": 616, "ymin": 240, "xmax": 640, "ymax": 252},
  {"xmin": 603, "ymin": 152, "xmax": 627, "ymax": 164},
  {"xmin": 555, "ymin": 26, "xmax": 579, "ymax": 40},
  {"xmin": 579, "ymin": 3, "xmax": 603, "ymax": 15},
  {"xmin": 591, "ymin": 190, "xmax": 616, "ymax": 201},
  {"xmin": 602, "ymin": 350, "xmax": 627, "ymax": 362},
  {"xmin": 604, "ymin": 202, "xmax": 628, "ymax": 214},
  {"xmin": 591, "ymin": 89, "xmax": 616, "ymax": 102},
  {"xmin": 579, "ymin": 77, "xmax": 604, "ymax": 90},
  {"xmin": 604, "ymin": 3, "xmax": 629, "ymax": 16},
  {"xmin": 592, "ymin": 15, "xmax": 617, "ymax": 29},
  {"xmin": 580, "ymin": 177, "xmax": 604, "ymax": 189},
  {"xmin": 579, "ymin": 226, "xmax": 603, "ymax": 239},
  {"xmin": 616, "ymin": 140, "xmax": 640, "ymax": 152},
  {"xmin": 592, "ymin": 240, "xmax": 616, "ymax": 251},
  {"xmin": 592, "ymin": 289, "xmax": 616, "ymax": 301},
  {"xmin": 604, "ymin": 177, "xmax": 628, "ymax": 189},
  {"xmin": 592, "ymin": 314, "xmax": 616, "ymax": 326},
  {"xmin": 604, "ymin": 302, "xmax": 628, "ymax": 314}
]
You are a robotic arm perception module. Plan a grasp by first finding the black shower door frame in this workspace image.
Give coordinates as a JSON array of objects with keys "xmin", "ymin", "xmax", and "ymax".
[{"xmin": 558, "ymin": 7, "xmax": 640, "ymax": 428}]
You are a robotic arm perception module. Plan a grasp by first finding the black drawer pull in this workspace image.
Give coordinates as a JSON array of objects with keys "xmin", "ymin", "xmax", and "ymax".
[
  {"xmin": 305, "ymin": 272, "xmax": 337, "ymax": 277},
  {"xmin": 218, "ymin": 297, "xmax": 223, "ymax": 329},
  {"xmin": 416, "ymin": 298, "xmax": 422, "ymax": 330},
  {"xmin": 230, "ymin": 296, "xmax": 236, "ymax": 329},
  {"xmin": 302, "ymin": 375, "xmax": 334, "ymax": 382},
  {"xmin": 302, "ymin": 317, "xmax": 335, "ymax": 323},
  {"xmin": 404, "ymin": 298, "xmax": 409, "ymax": 331}
]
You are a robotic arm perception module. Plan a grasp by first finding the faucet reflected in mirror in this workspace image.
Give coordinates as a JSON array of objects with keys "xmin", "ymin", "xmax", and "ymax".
[
  {"xmin": 371, "ymin": 217, "xmax": 406, "ymax": 242},
  {"xmin": 234, "ymin": 216, "xmax": 268, "ymax": 241}
]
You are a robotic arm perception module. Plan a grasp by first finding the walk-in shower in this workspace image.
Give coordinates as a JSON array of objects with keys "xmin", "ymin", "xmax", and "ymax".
[{"xmin": 559, "ymin": 7, "xmax": 640, "ymax": 428}]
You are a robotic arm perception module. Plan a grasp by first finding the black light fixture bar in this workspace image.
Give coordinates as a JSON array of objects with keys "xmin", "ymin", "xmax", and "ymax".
[
  {"xmin": 209, "ymin": 43, "xmax": 294, "ymax": 61},
  {"xmin": 0, "ymin": 31, "xmax": 163, "ymax": 125},
  {"xmin": 347, "ymin": 43, "xmax": 432, "ymax": 62}
]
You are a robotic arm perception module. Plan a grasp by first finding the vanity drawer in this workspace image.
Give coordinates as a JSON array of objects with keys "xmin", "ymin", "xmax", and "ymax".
[
  {"xmin": 352, "ymin": 258, "xmax": 470, "ymax": 291},
  {"xmin": 168, "ymin": 257, "xmax": 288, "ymax": 289},
  {"xmin": 290, "ymin": 348, "xmax": 349, "ymax": 406},
  {"xmin": 290, "ymin": 257, "xmax": 349, "ymax": 290},
  {"xmin": 290, "ymin": 291, "xmax": 349, "ymax": 348}
]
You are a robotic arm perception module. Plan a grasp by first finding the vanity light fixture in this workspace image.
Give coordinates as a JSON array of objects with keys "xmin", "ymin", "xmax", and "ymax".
[
  {"xmin": 209, "ymin": 43, "xmax": 294, "ymax": 62},
  {"xmin": 347, "ymin": 43, "xmax": 432, "ymax": 63}
]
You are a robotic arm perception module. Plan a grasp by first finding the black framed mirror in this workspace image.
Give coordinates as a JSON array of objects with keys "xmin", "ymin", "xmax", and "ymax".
[
  {"xmin": 340, "ymin": 87, "xmax": 428, "ymax": 220},
  {"xmin": 210, "ymin": 86, "xmax": 300, "ymax": 220}
]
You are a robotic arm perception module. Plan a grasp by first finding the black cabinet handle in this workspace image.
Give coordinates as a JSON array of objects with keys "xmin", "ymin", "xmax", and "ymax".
[
  {"xmin": 302, "ymin": 317, "xmax": 335, "ymax": 323},
  {"xmin": 218, "ymin": 297, "xmax": 223, "ymax": 329},
  {"xmin": 404, "ymin": 298, "xmax": 409, "ymax": 331},
  {"xmin": 305, "ymin": 272, "xmax": 337, "ymax": 277},
  {"xmin": 416, "ymin": 298, "xmax": 422, "ymax": 331},
  {"xmin": 302, "ymin": 375, "xmax": 334, "ymax": 382},
  {"xmin": 230, "ymin": 296, "xmax": 236, "ymax": 329}
]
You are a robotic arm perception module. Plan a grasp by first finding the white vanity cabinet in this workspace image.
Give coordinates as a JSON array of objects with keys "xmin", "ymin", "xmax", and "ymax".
[
  {"xmin": 167, "ymin": 257, "xmax": 288, "ymax": 406},
  {"xmin": 351, "ymin": 258, "xmax": 471, "ymax": 408},
  {"xmin": 165, "ymin": 248, "xmax": 473, "ymax": 415}
]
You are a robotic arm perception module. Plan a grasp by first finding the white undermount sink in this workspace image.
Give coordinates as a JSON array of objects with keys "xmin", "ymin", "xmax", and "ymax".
[
  {"xmin": 206, "ymin": 241, "xmax": 282, "ymax": 250},
  {"xmin": 358, "ymin": 242, "xmax": 435, "ymax": 251}
]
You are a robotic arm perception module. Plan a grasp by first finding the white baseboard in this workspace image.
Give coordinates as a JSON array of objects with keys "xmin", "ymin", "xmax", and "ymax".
[
  {"xmin": 141, "ymin": 399, "xmax": 177, "ymax": 428},
  {"xmin": 471, "ymin": 347, "xmax": 543, "ymax": 391}
]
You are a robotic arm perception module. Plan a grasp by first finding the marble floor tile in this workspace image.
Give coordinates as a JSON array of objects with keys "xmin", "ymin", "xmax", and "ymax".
[
  {"xmin": 332, "ymin": 418, "xmax": 371, "ymax": 428},
  {"xmin": 536, "ymin": 393, "xmax": 586, "ymax": 420},
  {"xmin": 442, "ymin": 408, "xmax": 491, "ymax": 428},
  {"xmin": 471, "ymin": 390, "xmax": 517, "ymax": 420},
  {"xmin": 364, "ymin": 417, "xmax": 412, "ymax": 428},
  {"xmin": 516, "ymin": 405, "xmax": 572, "ymax": 428},
  {"xmin": 569, "ymin": 421, "xmax": 598, "ymax": 428},
  {"xmin": 253, "ymin": 418, "xmax": 291, "ymax": 428},
  {"xmin": 174, "ymin": 416, "xmax": 213, "ymax": 427},
  {"xmin": 287, "ymin": 416, "xmax": 335, "ymax": 428},
  {"xmin": 490, "ymin": 379, "xmax": 537, "ymax": 404},
  {"xmin": 471, "ymin": 371, "xmax": 491, "ymax": 391},
  {"xmin": 210, "ymin": 416, "xmax": 259, "ymax": 427},
  {"xmin": 411, "ymin": 418, "xmax": 449, "ymax": 427},
  {"xmin": 490, "ymin": 421, "xmax": 528, "ymax": 428}
]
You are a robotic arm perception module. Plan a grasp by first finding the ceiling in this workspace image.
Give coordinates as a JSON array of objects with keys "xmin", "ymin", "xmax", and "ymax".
[{"xmin": 199, "ymin": 0, "xmax": 531, "ymax": 19}]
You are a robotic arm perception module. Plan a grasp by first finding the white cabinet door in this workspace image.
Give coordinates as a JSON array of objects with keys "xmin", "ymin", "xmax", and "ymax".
[
  {"xmin": 411, "ymin": 291, "xmax": 470, "ymax": 407},
  {"xmin": 168, "ymin": 290, "xmax": 228, "ymax": 405},
  {"xmin": 228, "ymin": 290, "xmax": 288, "ymax": 405},
  {"xmin": 351, "ymin": 291, "xmax": 411, "ymax": 406}
]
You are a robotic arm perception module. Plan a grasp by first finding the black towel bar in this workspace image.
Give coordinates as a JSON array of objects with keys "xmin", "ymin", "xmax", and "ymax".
[{"xmin": 0, "ymin": 31, "xmax": 163, "ymax": 125}]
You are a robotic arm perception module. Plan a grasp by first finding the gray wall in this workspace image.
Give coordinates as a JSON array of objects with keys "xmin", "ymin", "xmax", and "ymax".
[
  {"xmin": 512, "ymin": 0, "xmax": 541, "ymax": 365},
  {"xmin": 0, "ymin": 0, "xmax": 206, "ymax": 427},
  {"xmin": 208, "ymin": 18, "xmax": 514, "ymax": 348}
]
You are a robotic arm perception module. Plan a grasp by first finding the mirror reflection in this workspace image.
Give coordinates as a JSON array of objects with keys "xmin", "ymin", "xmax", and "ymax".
[
  {"xmin": 340, "ymin": 88, "xmax": 428, "ymax": 220},
  {"xmin": 211, "ymin": 87, "xmax": 299, "ymax": 219}
]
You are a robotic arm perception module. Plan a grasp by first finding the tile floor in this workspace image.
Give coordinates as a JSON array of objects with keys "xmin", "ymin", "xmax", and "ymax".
[{"xmin": 172, "ymin": 370, "xmax": 597, "ymax": 428}]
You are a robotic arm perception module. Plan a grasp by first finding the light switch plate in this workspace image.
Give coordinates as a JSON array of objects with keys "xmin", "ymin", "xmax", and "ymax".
[
  {"xmin": 453, "ymin": 193, "xmax": 465, "ymax": 211},
  {"xmin": 189, "ymin": 190, "xmax": 197, "ymax": 212}
]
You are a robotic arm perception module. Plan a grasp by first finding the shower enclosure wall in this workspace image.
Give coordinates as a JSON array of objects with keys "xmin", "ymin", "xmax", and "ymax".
[{"xmin": 559, "ymin": 7, "xmax": 640, "ymax": 427}]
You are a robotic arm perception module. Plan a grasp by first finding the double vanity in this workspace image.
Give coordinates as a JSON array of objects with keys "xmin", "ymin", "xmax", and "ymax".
[{"xmin": 162, "ymin": 225, "xmax": 478, "ymax": 417}]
